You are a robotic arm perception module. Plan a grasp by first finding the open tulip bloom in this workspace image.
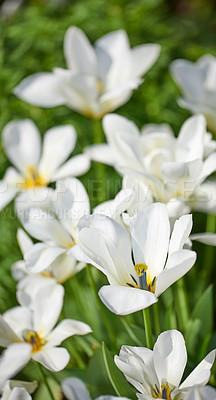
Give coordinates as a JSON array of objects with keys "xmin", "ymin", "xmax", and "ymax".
[
  {"xmin": 115, "ymin": 330, "xmax": 216, "ymax": 400},
  {"xmin": 87, "ymin": 113, "xmax": 216, "ymax": 218},
  {"xmin": 0, "ymin": 119, "xmax": 90, "ymax": 212},
  {"xmin": 0, "ymin": 284, "xmax": 92, "ymax": 372},
  {"xmin": 76, "ymin": 203, "xmax": 196, "ymax": 315},
  {"xmin": 20, "ymin": 177, "xmax": 89, "ymax": 277},
  {"xmin": 170, "ymin": 55, "xmax": 216, "ymax": 134},
  {"xmin": 14, "ymin": 27, "xmax": 160, "ymax": 119},
  {"xmin": 61, "ymin": 377, "xmax": 131, "ymax": 400}
]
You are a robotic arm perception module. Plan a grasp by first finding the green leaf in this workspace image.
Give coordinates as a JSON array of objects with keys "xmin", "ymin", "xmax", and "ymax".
[
  {"xmin": 102, "ymin": 342, "xmax": 136, "ymax": 399},
  {"xmin": 192, "ymin": 285, "xmax": 213, "ymax": 339}
]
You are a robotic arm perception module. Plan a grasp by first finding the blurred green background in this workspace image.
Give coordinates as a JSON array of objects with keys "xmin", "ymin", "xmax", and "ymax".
[{"xmin": 0, "ymin": 0, "xmax": 216, "ymax": 397}]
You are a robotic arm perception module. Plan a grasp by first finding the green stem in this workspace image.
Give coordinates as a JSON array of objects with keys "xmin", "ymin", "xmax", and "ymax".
[
  {"xmin": 153, "ymin": 303, "xmax": 161, "ymax": 337},
  {"xmin": 87, "ymin": 265, "xmax": 115, "ymax": 347},
  {"xmin": 92, "ymin": 118, "xmax": 106, "ymax": 205},
  {"xmin": 37, "ymin": 363, "xmax": 55, "ymax": 400},
  {"xmin": 143, "ymin": 308, "xmax": 153, "ymax": 348},
  {"xmin": 176, "ymin": 279, "xmax": 189, "ymax": 329},
  {"xmin": 204, "ymin": 214, "xmax": 216, "ymax": 282},
  {"xmin": 93, "ymin": 118, "xmax": 104, "ymax": 144}
]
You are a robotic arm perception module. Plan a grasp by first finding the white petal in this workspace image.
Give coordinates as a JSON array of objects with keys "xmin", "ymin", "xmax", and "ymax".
[
  {"xmin": 7, "ymin": 387, "xmax": 32, "ymax": 400},
  {"xmin": 155, "ymin": 250, "xmax": 196, "ymax": 297},
  {"xmin": 14, "ymin": 73, "xmax": 65, "ymax": 107},
  {"xmin": 3, "ymin": 307, "xmax": 32, "ymax": 335},
  {"xmin": 199, "ymin": 152, "xmax": 216, "ymax": 184},
  {"xmin": 99, "ymin": 285, "xmax": 157, "ymax": 315},
  {"xmin": 190, "ymin": 232, "xmax": 216, "ymax": 246},
  {"xmin": 169, "ymin": 214, "xmax": 193, "ymax": 255},
  {"xmin": 47, "ymin": 319, "xmax": 91, "ymax": 347},
  {"xmin": 131, "ymin": 204, "xmax": 170, "ymax": 279},
  {"xmin": 64, "ymin": 26, "xmax": 97, "ymax": 74},
  {"xmin": 52, "ymin": 154, "xmax": 90, "ymax": 180},
  {"xmin": 153, "ymin": 330, "xmax": 187, "ymax": 387},
  {"xmin": 17, "ymin": 228, "xmax": 33, "ymax": 255},
  {"xmin": 61, "ymin": 377, "xmax": 91, "ymax": 400},
  {"xmin": 32, "ymin": 347, "xmax": 69, "ymax": 371},
  {"xmin": 0, "ymin": 343, "xmax": 31, "ymax": 387},
  {"xmin": 180, "ymin": 350, "xmax": 215, "ymax": 388},
  {"xmin": 0, "ymin": 316, "xmax": 21, "ymax": 347},
  {"xmin": 32, "ymin": 284, "xmax": 64, "ymax": 336},
  {"xmin": 25, "ymin": 243, "xmax": 65, "ymax": 273},
  {"xmin": 183, "ymin": 385, "xmax": 216, "ymax": 400},
  {"xmin": 176, "ymin": 115, "xmax": 206, "ymax": 162},
  {"xmin": 0, "ymin": 180, "xmax": 16, "ymax": 210},
  {"xmin": 131, "ymin": 44, "xmax": 160, "ymax": 77},
  {"xmin": 15, "ymin": 187, "xmax": 54, "ymax": 221},
  {"xmin": 193, "ymin": 181, "xmax": 216, "ymax": 214},
  {"xmin": 38, "ymin": 125, "xmax": 77, "ymax": 182},
  {"xmin": 2, "ymin": 120, "xmax": 41, "ymax": 175},
  {"xmin": 85, "ymin": 144, "xmax": 115, "ymax": 166},
  {"xmin": 170, "ymin": 59, "xmax": 204, "ymax": 101}
]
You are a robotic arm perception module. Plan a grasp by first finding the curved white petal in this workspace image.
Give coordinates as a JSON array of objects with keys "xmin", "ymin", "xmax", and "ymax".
[
  {"xmin": 25, "ymin": 243, "xmax": 65, "ymax": 273},
  {"xmin": 131, "ymin": 44, "xmax": 160, "ymax": 77},
  {"xmin": 64, "ymin": 26, "xmax": 97, "ymax": 74},
  {"xmin": 15, "ymin": 187, "xmax": 54, "ymax": 221},
  {"xmin": 46, "ymin": 319, "xmax": 91, "ymax": 347},
  {"xmin": 176, "ymin": 115, "xmax": 206, "ymax": 162},
  {"xmin": 153, "ymin": 330, "xmax": 187, "ymax": 387},
  {"xmin": 155, "ymin": 250, "xmax": 196, "ymax": 297},
  {"xmin": 169, "ymin": 214, "xmax": 193, "ymax": 255},
  {"xmin": 99, "ymin": 285, "xmax": 157, "ymax": 315},
  {"xmin": 32, "ymin": 284, "xmax": 64, "ymax": 336},
  {"xmin": 7, "ymin": 387, "xmax": 32, "ymax": 400},
  {"xmin": 61, "ymin": 377, "xmax": 91, "ymax": 400},
  {"xmin": 2, "ymin": 120, "xmax": 41, "ymax": 175},
  {"xmin": 17, "ymin": 228, "xmax": 33, "ymax": 255},
  {"xmin": 85, "ymin": 144, "xmax": 115, "ymax": 166},
  {"xmin": 38, "ymin": 125, "xmax": 77, "ymax": 181},
  {"xmin": 0, "ymin": 316, "xmax": 21, "ymax": 347},
  {"xmin": 32, "ymin": 347, "xmax": 69, "ymax": 371},
  {"xmin": 0, "ymin": 180, "xmax": 16, "ymax": 210},
  {"xmin": 180, "ymin": 350, "xmax": 216, "ymax": 389},
  {"xmin": 131, "ymin": 204, "xmax": 170, "ymax": 279},
  {"xmin": 183, "ymin": 385, "xmax": 216, "ymax": 400},
  {"xmin": 52, "ymin": 154, "xmax": 90, "ymax": 180},
  {"xmin": 14, "ymin": 73, "xmax": 65, "ymax": 107},
  {"xmin": 190, "ymin": 232, "xmax": 216, "ymax": 246},
  {"xmin": 3, "ymin": 307, "xmax": 32, "ymax": 335},
  {"xmin": 0, "ymin": 343, "xmax": 31, "ymax": 387}
]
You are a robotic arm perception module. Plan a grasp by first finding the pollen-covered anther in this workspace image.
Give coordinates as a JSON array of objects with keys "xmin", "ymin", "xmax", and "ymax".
[
  {"xmin": 23, "ymin": 330, "xmax": 46, "ymax": 353},
  {"xmin": 134, "ymin": 263, "xmax": 148, "ymax": 277},
  {"xmin": 23, "ymin": 166, "xmax": 46, "ymax": 189}
]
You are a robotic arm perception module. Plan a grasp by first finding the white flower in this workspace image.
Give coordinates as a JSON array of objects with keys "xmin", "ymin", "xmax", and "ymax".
[
  {"xmin": 115, "ymin": 330, "xmax": 216, "ymax": 400},
  {"xmin": 87, "ymin": 113, "xmax": 216, "ymax": 218},
  {"xmin": 61, "ymin": 377, "xmax": 131, "ymax": 400},
  {"xmin": 0, "ymin": 284, "xmax": 92, "ymax": 372},
  {"xmin": 76, "ymin": 203, "xmax": 196, "ymax": 315},
  {"xmin": 14, "ymin": 28, "xmax": 160, "ymax": 119},
  {"xmin": 0, "ymin": 344, "xmax": 37, "ymax": 400},
  {"xmin": 19, "ymin": 178, "xmax": 89, "ymax": 277},
  {"xmin": 0, "ymin": 119, "xmax": 90, "ymax": 212},
  {"xmin": 170, "ymin": 55, "xmax": 216, "ymax": 134}
]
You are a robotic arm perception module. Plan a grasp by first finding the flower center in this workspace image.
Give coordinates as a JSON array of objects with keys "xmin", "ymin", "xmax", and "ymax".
[
  {"xmin": 23, "ymin": 166, "xmax": 46, "ymax": 189},
  {"xmin": 152, "ymin": 384, "xmax": 172, "ymax": 400},
  {"xmin": 23, "ymin": 330, "xmax": 46, "ymax": 353},
  {"xmin": 126, "ymin": 263, "xmax": 156, "ymax": 293}
]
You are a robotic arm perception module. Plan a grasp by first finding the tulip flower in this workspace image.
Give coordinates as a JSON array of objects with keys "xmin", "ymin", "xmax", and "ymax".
[
  {"xmin": 115, "ymin": 330, "xmax": 216, "ymax": 400},
  {"xmin": 87, "ymin": 113, "xmax": 216, "ymax": 218},
  {"xmin": 14, "ymin": 27, "xmax": 160, "ymax": 119},
  {"xmin": 0, "ymin": 119, "xmax": 90, "ymax": 212},
  {"xmin": 76, "ymin": 203, "xmax": 196, "ymax": 315},
  {"xmin": 0, "ymin": 284, "xmax": 92, "ymax": 371},
  {"xmin": 170, "ymin": 55, "xmax": 216, "ymax": 134}
]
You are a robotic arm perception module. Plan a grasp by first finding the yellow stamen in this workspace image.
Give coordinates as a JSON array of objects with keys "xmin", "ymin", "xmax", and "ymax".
[
  {"xmin": 134, "ymin": 263, "xmax": 148, "ymax": 277},
  {"xmin": 22, "ymin": 166, "xmax": 46, "ymax": 189},
  {"xmin": 24, "ymin": 331, "xmax": 45, "ymax": 353},
  {"xmin": 97, "ymin": 80, "xmax": 103, "ymax": 92}
]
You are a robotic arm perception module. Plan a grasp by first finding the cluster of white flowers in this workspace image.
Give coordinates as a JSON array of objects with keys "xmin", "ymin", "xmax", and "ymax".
[{"xmin": 0, "ymin": 24, "xmax": 216, "ymax": 400}]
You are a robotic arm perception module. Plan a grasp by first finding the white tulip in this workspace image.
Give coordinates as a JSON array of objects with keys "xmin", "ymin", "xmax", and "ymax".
[
  {"xmin": 76, "ymin": 203, "xmax": 196, "ymax": 315},
  {"xmin": 115, "ymin": 330, "xmax": 215, "ymax": 400},
  {"xmin": 14, "ymin": 27, "xmax": 160, "ymax": 119},
  {"xmin": 171, "ymin": 55, "xmax": 216, "ymax": 134},
  {"xmin": 0, "ymin": 120, "xmax": 90, "ymax": 212},
  {"xmin": 0, "ymin": 284, "xmax": 92, "ymax": 372}
]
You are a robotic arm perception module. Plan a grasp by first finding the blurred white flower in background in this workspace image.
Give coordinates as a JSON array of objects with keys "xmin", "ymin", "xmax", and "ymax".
[
  {"xmin": 14, "ymin": 27, "xmax": 160, "ymax": 118},
  {"xmin": 0, "ymin": 119, "xmax": 90, "ymax": 212},
  {"xmin": 76, "ymin": 203, "xmax": 196, "ymax": 315},
  {"xmin": 115, "ymin": 330, "xmax": 216, "ymax": 400},
  {"xmin": 87, "ymin": 113, "xmax": 216, "ymax": 219},
  {"xmin": 0, "ymin": 284, "xmax": 91, "ymax": 372},
  {"xmin": 171, "ymin": 55, "xmax": 216, "ymax": 134}
]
